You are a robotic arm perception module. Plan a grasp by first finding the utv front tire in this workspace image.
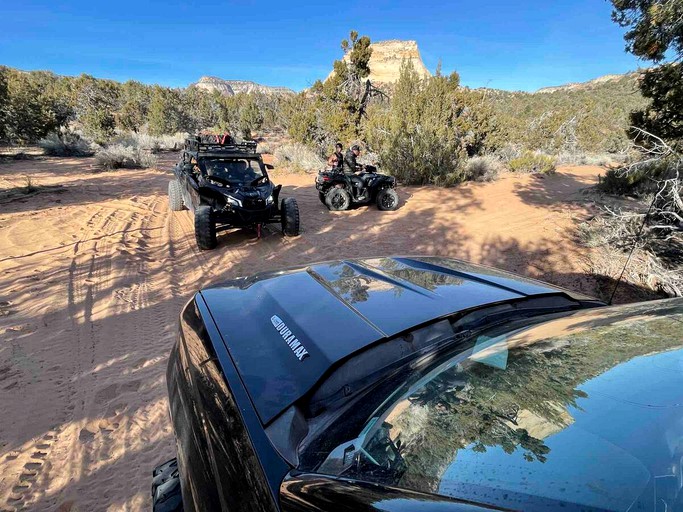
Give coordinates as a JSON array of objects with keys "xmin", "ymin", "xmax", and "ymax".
[
  {"xmin": 376, "ymin": 188, "xmax": 399, "ymax": 211},
  {"xmin": 195, "ymin": 205, "xmax": 217, "ymax": 250},
  {"xmin": 325, "ymin": 188, "xmax": 351, "ymax": 211},
  {"xmin": 168, "ymin": 180, "xmax": 184, "ymax": 211},
  {"xmin": 281, "ymin": 197, "xmax": 300, "ymax": 236}
]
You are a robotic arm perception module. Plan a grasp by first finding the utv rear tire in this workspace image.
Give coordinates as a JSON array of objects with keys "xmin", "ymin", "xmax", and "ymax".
[
  {"xmin": 195, "ymin": 205, "xmax": 217, "ymax": 250},
  {"xmin": 376, "ymin": 188, "xmax": 399, "ymax": 211},
  {"xmin": 281, "ymin": 197, "xmax": 300, "ymax": 236},
  {"xmin": 168, "ymin": 180, "xmax": 184, "ymax": 211},
  {"xmin": 325, "ymin": 188, "xmax": 351, "ymax": 211}
]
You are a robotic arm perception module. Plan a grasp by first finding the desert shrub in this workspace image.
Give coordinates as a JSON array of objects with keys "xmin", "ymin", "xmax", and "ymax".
[
  {"xmin": 152, "ymin": 133, "xmax": 187, "ymax": 151},
  {"xmin": 273, "ymin": 143, "xmax": 325, "ymax": 172},
  {"xmin": 23, "ymin": 175, "xmax": 36, "ymax": 193},
  {"xmin": 508, "ymin": 151, "xmax": 556, "ymax": 174},
  {"xmin": 38, "ymin": 129, "xmax": 94, "ymax": 156},
  {"xmin": 578, "ymin": 208, "xmax": 683, "ymax": 297},
  {"xmin": 366, "ymin": 62, "xmax": 495, "ymax": 186},
  {"xmin": 431, "ymin": 169, "xmax": 472, "ymax": 187},
  {"xmin": 597, "ymin": 159, "xmax": 675, "ymax": 196},
  {"xmin": 465, "ymin": 155, "xmax": 504, "ymax": 182},
  {"xmin": 488, "ymin": 74, "xmax": 647, "ymax": 154},
  {"xmin": 74, "ymin": 75, "xmax": 119, "ymax": 143},
  {"xmin": 239, "ymin": 96, "xmax": 264, "ymax": 139},
  {"xmin": 95, "ymin": 144, "xmax": 157, "ymax": 170},
  {"xmin": 147, "ymin": 86, "xmax": 185, "ymax": 136},
  {"xmin": 598, "ymin": 168, "xmax": 648, "ymax": 195},
  {"xmin": 257, "ymin": 141, "xmax": 274, "ymax": 154},
  {"xmin": 3, "ymin": 68, "xmax": 73, "ymax": 143},
  {"xmin": 556, "ymin": 151, "xmax": 628, "ymax": 167},
  {"xmin": 358, "ymin": 150, "xmax": 380, "ymax": 167},
  {"xmin": 493, "ymin": 143, "xmax": 523, "ymax": 164},
  {"xmin": 113, "ymin": 131, "xmax": 187, "ymax": 152}
]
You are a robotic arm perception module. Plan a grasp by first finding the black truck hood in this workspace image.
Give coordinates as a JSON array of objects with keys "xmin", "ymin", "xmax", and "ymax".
[{"xmin": 200, "ymin": 256, "xmax": 597, "ymax": 424}]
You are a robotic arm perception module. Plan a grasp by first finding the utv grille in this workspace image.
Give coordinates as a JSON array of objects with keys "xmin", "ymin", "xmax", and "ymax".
[{"xmin": 244, "ymin": 198, "xmax": 266, "ymax": 209}]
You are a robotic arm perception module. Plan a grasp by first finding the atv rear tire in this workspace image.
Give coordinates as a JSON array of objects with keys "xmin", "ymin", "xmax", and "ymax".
[
  {"xmin": 281, "ymin": 197, "xmax": 300, "ymax": 236},
  {"xmin": 168, "ymin": 180, "xmax": 184, "ymax": 211},
  {"xmin": 376, "ymin": 188, "xmax": 399, "ymax": 211},
  {"xmin": 195, "ymin": 205, "xmax": 217, "ymax": 250},
  {"xmin": 318, "ymin": 192, "xmax": 326, "ymax": 205},
  {"xmin": 325, "ymin": 188, "xmax": 351, "ymax": 211}
]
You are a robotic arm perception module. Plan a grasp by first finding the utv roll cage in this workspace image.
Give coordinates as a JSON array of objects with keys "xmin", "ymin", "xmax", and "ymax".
[{"xmin": 182, "ymin": 134, "xmax": 259, "ymax": 163}]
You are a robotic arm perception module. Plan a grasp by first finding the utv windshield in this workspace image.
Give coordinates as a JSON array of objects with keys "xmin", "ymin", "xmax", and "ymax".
[
  {"xmin": 201, "ymin": 158, "xmax": 265, "ymax": 185},
  {"xmin": 310, "ymin": 300, "xmax": 683, "ymax": 512}
]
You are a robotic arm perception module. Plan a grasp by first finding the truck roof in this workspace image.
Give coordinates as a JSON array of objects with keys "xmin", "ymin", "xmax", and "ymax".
[{"xmin": 199, "ymin": 256, "xmax": 599, "ymax": 425}]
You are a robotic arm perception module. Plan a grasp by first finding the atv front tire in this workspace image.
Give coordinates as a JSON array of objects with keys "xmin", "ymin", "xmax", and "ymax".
[
  {"xmin": 195, "ymin": 205, "xmax": 217, "ymax": 250},
  {"xmin": 168, "ymin": 180, "xmax": 184, "ymax": 211},
  {"xmin": 281, "ymin": 197, "xmax": 300, "ymax": 236},
  {"xmin": 325, "ymin": 188, "xmax": 351, "ymax": 211},
  {"xmin": 376, "ymin": 188, "xmax": 399, "ymax": 211}
]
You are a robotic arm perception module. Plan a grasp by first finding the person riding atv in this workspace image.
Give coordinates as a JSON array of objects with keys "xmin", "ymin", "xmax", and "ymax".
[
  {"xmin": 316, "ymin": 145, "xmax": 399, "ymax": 211},
  {"xmin": 326, "ymin": 142, "xmax": 344, "ymax": 171},
  {"xmin": 343, "ymin": 145, "xmax": 366, "ymax": 196}
]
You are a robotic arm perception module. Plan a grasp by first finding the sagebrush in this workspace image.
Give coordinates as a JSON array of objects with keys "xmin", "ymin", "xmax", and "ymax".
[
  {"xmin": 38, "ymin": 129, "xmax": 94, "ymax": 156},
  {"xmin": 273, "ymin": 143, "xmax": 325, "ymax": 172},
  {"xmin": 95, "ymin": 144, "xmax": 157, "ymax": 170},
  {"xmin": 465, "ymin": 156, "xmax": 504, "ymax": 182}
]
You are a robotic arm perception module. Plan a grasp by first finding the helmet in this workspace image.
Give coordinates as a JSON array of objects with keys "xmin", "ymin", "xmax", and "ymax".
[{"xmin": 351, "ymin": 145, "xmax": 361, "ymax": 151}]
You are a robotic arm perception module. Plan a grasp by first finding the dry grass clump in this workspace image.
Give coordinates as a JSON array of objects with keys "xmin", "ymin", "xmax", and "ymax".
[
  {"xmin": 273, "ymin": 143, "xmax": 325, "ymax": 172},
  {"xmin": 112, "ymin": 132, "xmax": 187, "ymax": 153},
  {"xmin": 578, "ymin": 209, "xmax": 683, "ymax": 298},
  {"xmin": 556, "ymin": 152, "xmax": 613, "ymax": 166},
  {"xmin": 95, "ymin": 144, "xmax": 158, "ymax": 170},
  {"xmin": 257, "ymin": 141, "xmax": 274, "ymax": 154}
]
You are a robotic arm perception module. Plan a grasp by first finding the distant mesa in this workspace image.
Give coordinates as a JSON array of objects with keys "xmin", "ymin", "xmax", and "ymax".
[
  {"xmin": 535, "ymin": 72, "xmax": 639, "ymax": 94},
  {"xmin": 327, "ymin": 39, "xmax": 432, "ymax": 85},
  {"xmin": 191, "ymin": 76, "xmax": 294, "ymax": 96}
]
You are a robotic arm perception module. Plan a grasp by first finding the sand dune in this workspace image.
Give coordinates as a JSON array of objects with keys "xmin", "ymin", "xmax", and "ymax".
[{"xmin": 0, "ymin": 153, "xmax": 621, "ymax": 510}]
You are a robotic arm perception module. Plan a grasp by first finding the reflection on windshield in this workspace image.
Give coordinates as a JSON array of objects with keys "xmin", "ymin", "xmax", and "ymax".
[
  {"xmin": 318, "ymin": 303, "xmax": 683, "ymax": 511},
  {"xmin": 202, "ymin": 159, "xmax": 264, "ymax": 185}
]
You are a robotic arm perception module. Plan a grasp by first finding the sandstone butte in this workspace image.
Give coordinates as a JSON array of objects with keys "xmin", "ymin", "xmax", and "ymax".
[{"xmin": 326, "ymin": 39, "xmax": 432, "ymax": 85}]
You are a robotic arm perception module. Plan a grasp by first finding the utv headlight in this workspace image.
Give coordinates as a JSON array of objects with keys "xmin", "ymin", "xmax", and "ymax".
[
  {"xmin": 266, "ymin": 195, "xmax": 274, "ymax": 205},
  {"xmin": 226, "ymin": 196, "xmax": 242, "ymax": 208}
]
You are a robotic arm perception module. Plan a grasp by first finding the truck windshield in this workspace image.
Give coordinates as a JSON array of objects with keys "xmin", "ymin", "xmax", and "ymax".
[
  {"xmin": 202, "ymin": 159, "xmax": 264, "ymax": 185},
  {"xmin": 310, "ymin": 301, "xmax": 683, "ymax": 512}
]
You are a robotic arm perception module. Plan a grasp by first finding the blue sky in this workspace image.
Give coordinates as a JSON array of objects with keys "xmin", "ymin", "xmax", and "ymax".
[{"xmin": 0, "ymin": 0, "xmax": 644, "ymax": 92}]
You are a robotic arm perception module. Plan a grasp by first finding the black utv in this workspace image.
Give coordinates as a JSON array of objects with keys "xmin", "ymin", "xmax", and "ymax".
[
  {"xmin": 152, "ymin": 255, "xmax": 683, "ymax": 512},
  {"xmin": 168, "ymin": 134, "xmax": 300, "ymax": 249},
  {"xmin": 315, "ymin": 166, "xmax": 399, "ymax": 211}
]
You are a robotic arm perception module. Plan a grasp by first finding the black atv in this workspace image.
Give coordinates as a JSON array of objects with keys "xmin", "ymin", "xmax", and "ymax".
[
  {"xmin": 169, "ymin": 134, "xmax": 300, "ymax": 250},
  {"xmin": 315, "ymin": 165, "xmax": 399, "ymax": 211}
]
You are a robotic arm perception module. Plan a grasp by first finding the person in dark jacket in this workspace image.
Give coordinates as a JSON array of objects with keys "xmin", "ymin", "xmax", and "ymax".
[
  {"xmin": 343, "ymin": 145, "xmax": 365, "ymax": 195},
  {"xmin": 343, "ymin": 145, "xmax": 361, "ymax": 173}
]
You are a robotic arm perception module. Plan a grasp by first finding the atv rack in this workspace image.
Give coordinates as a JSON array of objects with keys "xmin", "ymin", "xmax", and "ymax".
[{"xmin": 184, "ymin": 134, "xmax": 258, "ymax": 155}]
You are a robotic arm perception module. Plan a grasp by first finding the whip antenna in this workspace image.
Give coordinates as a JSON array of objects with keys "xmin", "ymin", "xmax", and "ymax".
[{"xmin": 607, "ymin": 194, "xmax": 657, "ymax": 305}]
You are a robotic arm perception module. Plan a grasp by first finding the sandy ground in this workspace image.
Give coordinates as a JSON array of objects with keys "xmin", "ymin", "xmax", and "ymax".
[{"xmin": 0, "ymin": 153, "xmax": 634, "ymax": 511}]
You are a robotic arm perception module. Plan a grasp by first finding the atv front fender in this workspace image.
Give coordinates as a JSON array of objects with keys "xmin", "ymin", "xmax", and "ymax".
[{"xmin": 273, "ymin": 184, "xmax": 282, "ymax": 210}]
